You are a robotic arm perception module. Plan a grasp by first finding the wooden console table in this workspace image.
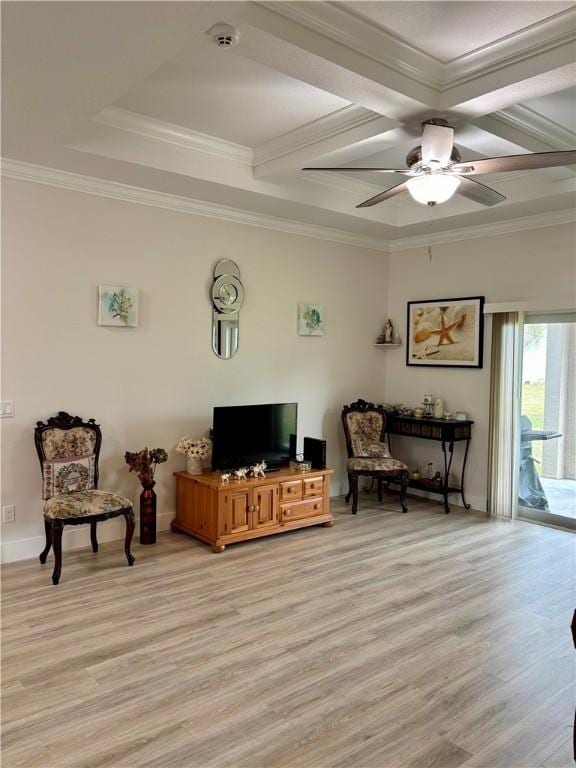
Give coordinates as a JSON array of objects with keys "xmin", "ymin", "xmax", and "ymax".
[
  {"xmin": 386, "ymin": 415, "xmax": 474, "ymax": 513},
  {"xmin": 172, "ymin": 467, "xmax": 334, "ymax": 552}
]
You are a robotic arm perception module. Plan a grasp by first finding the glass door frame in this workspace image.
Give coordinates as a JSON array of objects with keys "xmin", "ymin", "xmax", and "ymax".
[{"xmin": 515, "ymin": 312, "xmax": 576, "ymax": 531}]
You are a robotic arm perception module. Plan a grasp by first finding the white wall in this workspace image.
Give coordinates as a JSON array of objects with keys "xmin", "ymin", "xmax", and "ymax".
[
  {"xmin": 384, "ymin": 224, "xmax": 576, "ymax": 512},
  {"xmin": 3, "ymin": 178, "xmax": 574, "ymax": 562},
  {"xmin": 1, "ymin": 178, "xmax": 389, "ymax": 561}
]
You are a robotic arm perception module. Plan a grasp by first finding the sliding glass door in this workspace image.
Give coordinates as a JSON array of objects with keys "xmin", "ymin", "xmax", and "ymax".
[{"xmin": 517, "ymin": 313, "xmax": 576, "ymax": 529}]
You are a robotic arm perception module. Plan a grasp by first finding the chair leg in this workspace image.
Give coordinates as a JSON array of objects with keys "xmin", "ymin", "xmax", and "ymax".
[
  {"xmin": 400, "ymin": 473, "xmax": 409, "ymax": 513},
  {"xmin": 123, "ymin": 509, "xmax": 135, "ymax": 566},
  {"xmin": 345, "ymin": 473, "xmax": 353, "ymax": 503},
  {"xmin": 51, "ymin": 521, "xmax": 63, "ymax": 585},
  {"xmin": 351, "ymin": 475, "xmax": 359, "ymax": 515},
  {"xmin": 377, "ymin": 479, "xmax": 383, "ymax": 503},
  {"xmin": 90, "ymin": 521, "xmax": 98, "ymax": 553},
  {"xmin": 39, "ymin": 519, "xmax": 52, "ymax": 564}
]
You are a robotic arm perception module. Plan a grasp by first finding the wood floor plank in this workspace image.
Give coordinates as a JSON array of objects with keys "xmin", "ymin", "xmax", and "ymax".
[{"xmin": 2, "ymin": 493, "xmax": 574, "ymax": 768}]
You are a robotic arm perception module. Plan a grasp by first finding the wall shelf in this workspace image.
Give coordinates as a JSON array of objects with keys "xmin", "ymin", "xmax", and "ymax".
[{"xmin": 373, "ymin": 343, "xmax": 402, "ymax": 348}]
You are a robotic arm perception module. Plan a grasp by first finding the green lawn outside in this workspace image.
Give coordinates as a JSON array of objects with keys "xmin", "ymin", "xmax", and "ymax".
[
  {"xmin": 522, "ymin": 382, "xmax": 545, "ymax": 467},
  {"xmin": 522, "ymin": 382, "xmax": 545, "ymax": 429}
]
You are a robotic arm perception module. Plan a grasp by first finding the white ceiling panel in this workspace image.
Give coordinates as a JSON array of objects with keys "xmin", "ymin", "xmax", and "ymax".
[
  {"xmin": 523, "ymin": 86, "xmax": 576, "ymax": 132},
  {"xmin": 3, "ymin": 0, "xmax": 575, "ymax": 243},
  {"xmin": 116, "ymin": 35, "xmax": 349, "ymax": 147},
  {"xmin": 337, "ymin": 1, "xmax": 575, "ymax": 62}
]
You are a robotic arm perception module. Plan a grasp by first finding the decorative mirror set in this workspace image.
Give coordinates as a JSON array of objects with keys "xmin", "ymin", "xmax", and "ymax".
[{"xmin": 211, "ymin": 260, "xmax": 244, "ymax": 359}]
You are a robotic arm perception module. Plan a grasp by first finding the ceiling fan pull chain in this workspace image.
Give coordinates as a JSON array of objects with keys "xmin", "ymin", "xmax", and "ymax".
[{"xmin": 427, "ymin": 202, "xmax": 435, "ymax": 262}]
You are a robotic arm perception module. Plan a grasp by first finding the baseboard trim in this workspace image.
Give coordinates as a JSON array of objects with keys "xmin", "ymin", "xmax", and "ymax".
[
  {"xmin": 1, "ymin": 510, "xmax": 174, "ymax": 564},
  {"xmin": 1, "ymin": 491, "xmax": 348, "ymax": 563}
]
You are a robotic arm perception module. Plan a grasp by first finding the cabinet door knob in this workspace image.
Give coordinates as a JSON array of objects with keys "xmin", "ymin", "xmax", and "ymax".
[
  {"xmin": 285, "ymin": 509, "xmax": 291, "ymax": 515},
  {"xmin": 314, "ymin": 504, "xmax": 320, "ymax": 510},
  {"xmin": 248, "ymin": 505, "xmax": 255, "ymax": 512}
]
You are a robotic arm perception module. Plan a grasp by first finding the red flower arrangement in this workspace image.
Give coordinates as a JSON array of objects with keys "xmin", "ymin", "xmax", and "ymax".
[{"xmin": 125, "ymin": 447, "xmax": 167, "ymax": 486}]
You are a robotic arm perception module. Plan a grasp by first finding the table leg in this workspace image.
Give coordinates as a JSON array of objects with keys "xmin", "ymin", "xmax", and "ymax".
[
  {"xmin": 441, "ymin": 440, "xmax": 455, "ymax": 514},
  {"xmin": 460, "ymin": 437, "xmax": 471, "ymax": 509}
]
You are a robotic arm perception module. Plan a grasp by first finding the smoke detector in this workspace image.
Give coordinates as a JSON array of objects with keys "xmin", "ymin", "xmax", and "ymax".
[{"xmin": 207, "ymin": 23, "xmax": 240, "ymax": 49}]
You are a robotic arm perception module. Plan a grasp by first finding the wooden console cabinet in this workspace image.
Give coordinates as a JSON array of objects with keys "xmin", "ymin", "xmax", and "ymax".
[{"xmin": 172, "ymin": 467, "xmax": 334, "ymax": 552}]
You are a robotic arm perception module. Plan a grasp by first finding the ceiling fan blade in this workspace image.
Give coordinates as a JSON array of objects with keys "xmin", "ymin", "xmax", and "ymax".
[
  {"xmin": 356, "ymin": 181, "xmax": 409, "ymax": 208},
  {"xmin": 456, "ymin": 177, "xmax": 506, "ymax": 206},
  {"xmin": 421, "ymin": 123, "xmax": 454, "ymax": 165},
  {"xmin": 302, "ymin": 167, "xmax": 408, "ymax": 173},
  {"xmin": 453, "ymin": 150, "xmax": 576, "ymax": 175}
]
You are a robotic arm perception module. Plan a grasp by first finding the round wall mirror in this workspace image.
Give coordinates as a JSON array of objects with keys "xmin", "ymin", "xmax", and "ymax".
[{"xmin": 211, "ymin": 260, "xmax": 244, "ymax": 359}]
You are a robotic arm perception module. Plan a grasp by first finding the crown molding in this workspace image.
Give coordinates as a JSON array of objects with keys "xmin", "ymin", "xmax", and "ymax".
[
  {"xmin": 89, "ymin": 106, "xmax": 389, "ymax": 197},
  {"xmin": 388, "ymin": 209, "xmax": 576, "ymax": 252},
  {"xmin": 487, "ymin": 105, "xmax": 576, "ymax": 152},
  {"xmin": 94, "ymin": 107, "xmax": 254, "ymax": 166},
  {"xmin": 1, "ymin": 159, "xmax": 390, "ymax": 252},
  {"xmin": 302, "ymin": 170, "xmax": 385, "ymax": 196},
  {"xmin": 3, "ymin": 159, "xmax": 573, "ymax": 255},
  {"xmin": 443, "ymin": 7, "xmax": 576, "ymax": 88},
  {"xmin": 253, "ymin": 105, "xmax": 394, "ymax": 166},
  {"xmin": 258, "ymin": 1, "xmax": 576, "ymax": 95},
  {"xmin": 256, "ymin": 1, "xmax": 443, "ymax": 91}
]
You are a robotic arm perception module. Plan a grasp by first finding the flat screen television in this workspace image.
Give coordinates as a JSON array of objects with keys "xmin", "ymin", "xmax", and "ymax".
[{"xmin": 212, "ymin": 403, "xmax": 297, "ymax": 470}]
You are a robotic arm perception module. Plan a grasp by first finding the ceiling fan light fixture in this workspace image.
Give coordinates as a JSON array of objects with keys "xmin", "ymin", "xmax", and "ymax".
[{"xmin": 407, "ymin": 174, "xmax": 460, "ymax": 205}]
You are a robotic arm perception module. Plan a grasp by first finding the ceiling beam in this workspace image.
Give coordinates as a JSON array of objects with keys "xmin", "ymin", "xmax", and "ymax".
[
  {"xmin": 475, "ymin": 106, "xmax": 576, "ymax": 153},
  {"xmin": 64, "ymin": 114, "xmax": 400, "ymax": 227},
  {"xmin": 234, "ymin": 4, "xmax": 437, "ymax": 119},
  {"xmin": 253, "ymin": 106, "xmax": 399, "ymax": 179},
  {"xmin": 441, "ymin": 7, "xmax": 576, "ymax": 113}
]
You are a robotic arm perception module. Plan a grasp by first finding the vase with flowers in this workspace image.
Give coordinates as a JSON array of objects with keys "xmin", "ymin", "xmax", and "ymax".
[
  {"xmin": 176, "ymin": 436, "xmax": 211, "ymax": 475},
  {"xmin": 125, "ymin": 447, "xmax": 168, "ymax": 545}
]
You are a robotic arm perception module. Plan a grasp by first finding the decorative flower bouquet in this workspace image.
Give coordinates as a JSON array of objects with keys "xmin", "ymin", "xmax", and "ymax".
[
  {"xmin": 176, "ymin": 436, "xmax": 211, "ymax": 475},
  {"xmin": 176, "ymin": 436, "xmax": 211, "ymax": 459},
  {"xmin": 125, "ymin": 447, "xmax": 168, "ymax": 486}
]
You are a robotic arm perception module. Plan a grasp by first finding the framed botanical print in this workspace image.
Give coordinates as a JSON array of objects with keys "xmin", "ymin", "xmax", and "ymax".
[
  {"xmin": 298, "ymin": 303, "xmax": 324, "ymax": 336},
  {"xmin": 98, "ymin": 285, "xmax": 138, "ymax": 327},
  {"xmin": 407, "ymin": 296, "xmax": 484, "ymax": 368}
]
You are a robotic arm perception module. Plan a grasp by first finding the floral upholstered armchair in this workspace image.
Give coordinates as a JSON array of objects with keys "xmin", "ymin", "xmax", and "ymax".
[
  {"xmin": 34, "ymin": 411, "xmax": 135, "ymax": 585},
  {"xmin": 342, "ymin": 399, "xmax": 409, "ymax": 514}
]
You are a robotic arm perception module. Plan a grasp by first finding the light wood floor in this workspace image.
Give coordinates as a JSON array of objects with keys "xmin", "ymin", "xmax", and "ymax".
[{"xmin": 2, "ymin": 494, "xmax": 575, "ymax": 768}]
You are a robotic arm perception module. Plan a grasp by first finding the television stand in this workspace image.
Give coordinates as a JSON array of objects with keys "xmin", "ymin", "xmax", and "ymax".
[{"xmin": 172, "ymin": 466, "xmax": 334, "ymax": 552}]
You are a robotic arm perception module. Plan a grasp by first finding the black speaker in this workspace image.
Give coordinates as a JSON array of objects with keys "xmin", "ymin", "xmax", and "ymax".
[
  {"xmin": 303, "ymin": 437, "xmax": 326, "ymax": 469},
  {"xmin": 289, "ymin": 433, "xmax": 298, "ymax": 461}
]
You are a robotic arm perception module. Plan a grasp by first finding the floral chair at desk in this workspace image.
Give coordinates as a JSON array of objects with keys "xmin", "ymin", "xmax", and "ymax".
[
  {"xmin": 34, "ymin": 411, "xmax": 135, "ymax": 585},
  {"xmin": 342, "ymin": 399, "xmax": 409, "ymax": 515}
]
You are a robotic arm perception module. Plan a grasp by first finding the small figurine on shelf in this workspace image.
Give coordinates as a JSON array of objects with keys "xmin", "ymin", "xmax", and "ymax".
[
  {"xmin": 432, "ymin": 471, "xmax": 444, "ymax": 488},
  {"xmin": 423, "ymin": 394, "xmax": 434, "ymax": 418},
  {"xmin": 384, "ymin": 319, "xmax": 394, "ymax": 344},
  {"xmin": 250, "ymin": 460, "xmax": 267, "ymax": 478},
  {"xmin": 234, "ymin": 467, "xmax": 248, "ymax": 481},
  {"xmin": 220, "ymin": 472, "xmax": 231, "ymax": 484}
]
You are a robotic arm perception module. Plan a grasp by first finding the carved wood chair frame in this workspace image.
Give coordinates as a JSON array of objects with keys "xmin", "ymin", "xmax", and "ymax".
[
  {"xmin": 34, "ymin": 411, "xmax": 135, "ymax": 585},
  {"xmin": 341, "ymin": 399, "xmax": 409, "ymax": 515}
]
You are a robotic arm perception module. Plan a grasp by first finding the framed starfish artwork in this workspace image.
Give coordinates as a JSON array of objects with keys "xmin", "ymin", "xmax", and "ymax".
[{"xmin": 407, "ymin": 296, "xmax": 484, "ymax": 368}]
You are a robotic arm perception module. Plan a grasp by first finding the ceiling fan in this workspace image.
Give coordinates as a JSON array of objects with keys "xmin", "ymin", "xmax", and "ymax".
[{"xmin": 303, "ymin": 119, "xmax": 576, "ymax": 208}]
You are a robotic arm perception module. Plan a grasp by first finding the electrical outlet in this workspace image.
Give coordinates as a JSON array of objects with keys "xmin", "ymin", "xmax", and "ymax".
[
  {"xmin": 0, "ymin": 401, "xmax": 14, "ymax": 418},
  {"xmin": 2, "ymin": 505, "xmax": 15, "ymax": 524}
]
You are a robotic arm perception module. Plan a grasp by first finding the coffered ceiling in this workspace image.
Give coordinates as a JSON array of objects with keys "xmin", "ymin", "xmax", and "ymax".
[
  {"xmin": 2, "ymin": 1, "xmax": 575, "ymax": 249},
  {"xmin": 338, "ymin": 2, "xmax": 574, "ymax": 61}
]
